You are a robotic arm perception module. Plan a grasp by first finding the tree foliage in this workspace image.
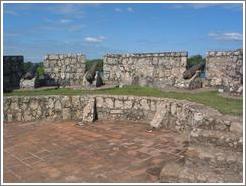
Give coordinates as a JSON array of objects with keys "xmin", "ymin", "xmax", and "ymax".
[
  {"xmin": 36, "ymin": 64, "xmax": 45, "ymax": 77},
  {"xmin": 85, "ymin": 59, "xmax": 103, "ymax": 72},
  {"xmin": 23, "ymin": 62, "xmax": 44, "ymax": 77},
  {"xmin": 187, "ymin": 55, "xmax": 205, "ymax": 69}
]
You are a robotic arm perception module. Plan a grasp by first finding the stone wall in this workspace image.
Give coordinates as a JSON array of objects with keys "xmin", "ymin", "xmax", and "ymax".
[
  {"xmin": 43, "ymin": 54, "xmax": 86, "ymax": 86},
  {"xmin": 3, "ymin": 95, "xmax": 236, "ymax": 133},
  {"xmin": 206, "ymin": 49, "xmax": 243, "ymax": 95},
  {"xmin": 103, "ymin": 52, "xmax": 188, "ymax": 88},
  {"xmin": 3, "ymin": 56, "xmax": 24, "ymax": 92}
]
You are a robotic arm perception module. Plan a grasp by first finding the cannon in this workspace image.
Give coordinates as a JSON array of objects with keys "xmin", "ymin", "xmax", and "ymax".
[
  {"xmin": 183, "ymin": 62, "xmax": 205, "ymax": 79},
  {"xmin": 84, "ymin": 62, "xmax": 104, "ymax": 87},
  {"xmin": 95, "ymin": 71, "xmax": 103, "ymax": 87},
  {"xmin": 85, "ymin": 63, "xmax": 98, "ymax": 84}
]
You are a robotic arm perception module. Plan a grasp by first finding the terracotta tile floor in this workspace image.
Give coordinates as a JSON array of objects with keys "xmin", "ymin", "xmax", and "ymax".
[{"xmin": 3, "ymin": 120, "xmax": 187, "ymax": 183}]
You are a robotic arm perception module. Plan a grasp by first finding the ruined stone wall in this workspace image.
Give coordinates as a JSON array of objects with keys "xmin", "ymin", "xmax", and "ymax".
[
  {"xmin": 3, "ymin": 95, "xmax": 236, "ymax": 133},
  {"xmin": 103, "ymin": 52, "xmax": 188, "ymax": 88},
  {"xmin": 206, "ymin": 49, "xmax": 243, "ymax": 95},
  {"xmin": 43, "ymin": 54, "xmax": 86, "ymax": 86}
]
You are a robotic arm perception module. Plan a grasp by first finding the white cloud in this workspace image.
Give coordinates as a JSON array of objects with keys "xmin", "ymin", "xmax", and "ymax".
[
  {"xmin": 127, "ymin": 7, "xmax": 134, "ymax": 12},
  {"xmin": 221, "ymin": 4, "xmax": 243, "ymax": 10},
  {"xmin": 60, "ymin": 19, "xmax": 72, "ymax": 24},
  {"xmin": 169, "ymin": 4, "xmax": 185, "ymax": 9},
  {"xmin": 165, "ymin": 3, "xmax": 214, "ymax": 9},
  {"xmin": 41, "ymin": 17, "xmax": 85, "ymax": 32},
  {"xmin": 115, "ymin": 8, "xmax": 122, "ymax": 12},
  {"xmin": 4, "ymin": 32, "xmax": 20, "ymax": 37},
  {"xmin": 48, "ymin": 4, "xmax": 84, "ymax": 18},
  {"xmin": 84, "ymin": 36, "xmax": 106, "ymax": 43},
  {"xmin": 37, "ymin": 22, "xmax": 86, "ymax": 32},
  {"xmin": 165, "ymin": 3, "xmax": 242, "ymax": 10},
  {"xmin": 4, "ymin": 10, "xmax": 18, "ymax": 16},
  {"xmin": 115, "ymin": 7, "xmax": 134, "ymax": 13},
  {"xmin": 208, "ymin": 32, "xmax": 243, "ymax": 41},
  {"xmin": 68, "ymin": 24, "xmax": 86, "ymax": 32},
  {"xmin": 189, "ymin": 3, "xmax": 215, "ymax": 9},
  {"xmin": 56, "ymin": 5, "xmax": 79, "ymax": 14}
]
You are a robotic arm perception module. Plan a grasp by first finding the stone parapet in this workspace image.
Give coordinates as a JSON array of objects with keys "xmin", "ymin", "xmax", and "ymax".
[
  {"xmin": 43, "ymin": 53, "xmax": 86, "ymax": 86},
  {"xmin": 206, "ymin": 49, "xmax": 243, "ymax": 57},
  {"xmin": 205, "ymin": 49, "xmax": 243, "ymax": 95},
  {"xmin": 3, "ymin": 95, "xmax": 239, "ymax": 133},
  {"xmin": 104, "ymin": 51, "xmax": 188, "ymax": 58},
  {"xmin": 103, "ymin": 51, "xmax": 188, "ymax": 88}
]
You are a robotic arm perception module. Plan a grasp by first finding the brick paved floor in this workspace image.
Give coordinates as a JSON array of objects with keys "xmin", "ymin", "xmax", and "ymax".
[{"xmin": 3, "ymin": 120, "xmax": 187, "ymax": 183}]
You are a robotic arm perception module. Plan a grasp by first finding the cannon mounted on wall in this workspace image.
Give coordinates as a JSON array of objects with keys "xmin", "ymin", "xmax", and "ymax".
[
  {"xmin": 183, "ymin": 62, "xmax": 205, "ymax": 79},
  {"xmin": 84, "ymin": 62, "xmax": 104, "ymax": 87}
]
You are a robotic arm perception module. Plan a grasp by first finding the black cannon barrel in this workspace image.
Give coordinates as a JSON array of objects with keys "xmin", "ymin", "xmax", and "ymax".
[
  {"xmin": 183, "ymin": 62, "xmax": 205, "ymax": 79},
  {"xmin": 85, "ymin": 62, "xmax": 98, "ymax": 84}
]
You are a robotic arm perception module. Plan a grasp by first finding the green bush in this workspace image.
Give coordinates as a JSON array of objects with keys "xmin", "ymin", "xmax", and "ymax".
[
  {"xmin": 23, "ymin": 61, "xmax": 33, "ymax": 74},
  {"xmin": 34, "ymin": 63, "xmax": 45, "ymax": 87},
  {"xmin": 36, "ymin": 65, "xmax": 45, "ymax": 77},
  {"xmin": 22, "ymin": 61, "xmax": 43, "ymax": 77}
]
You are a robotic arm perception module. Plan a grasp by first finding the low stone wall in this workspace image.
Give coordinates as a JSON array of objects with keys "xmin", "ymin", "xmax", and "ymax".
[
  {"xmin": 103, "ymin": 52, "xmax": 188, "ymax": 88},
  {"xmin": 43, "ymin": 54, "xmax": 86, "ymax": 86},
  {"xmin": 206, "ymin": 49, "xmax": 243, "ymax": 95},
  {"xmin": 3, "ymin": 95, "xmax": 235, "ymax": 132}
]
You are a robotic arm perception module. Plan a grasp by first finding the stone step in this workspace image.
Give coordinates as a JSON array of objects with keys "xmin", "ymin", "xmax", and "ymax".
[
  {"xmin": 184, "ymin": 145, "xmax": 243, "ymax": 174},
  {"xmin": 160, "ymin": 161, "xmax": 243, "ymax": 183},
  {"xmin": 189, "ymin": 128, "xmax": 242, "ymax": 152}
]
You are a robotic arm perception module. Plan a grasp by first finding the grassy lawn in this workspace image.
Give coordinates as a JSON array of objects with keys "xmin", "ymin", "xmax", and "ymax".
[{"xmin": 4, "ymin": 86, "xmax": 243, "ymax": 116}]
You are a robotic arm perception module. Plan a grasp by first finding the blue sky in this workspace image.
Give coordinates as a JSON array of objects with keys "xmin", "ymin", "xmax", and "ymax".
[{"xmin": 3, "ymin": 3, "xmax": 243, "ymax": 62}]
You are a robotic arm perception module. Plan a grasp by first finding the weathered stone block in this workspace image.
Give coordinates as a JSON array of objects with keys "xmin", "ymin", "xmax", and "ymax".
[
  {"xmin": 123, "ymin": 100, "xmax": 132, "ymax": 109},
  {"xmin": 95, "ymin": 97, "xmax": 103, "ymax": 108},
  {"xmin": 82, "ymin": 98, "xmax": 96, "ymax": 123},
  {"xmin": 30, "ymin": 100, "xmax": 39, "ymax": 110},
  {"xmin": 110, "ymin": 109, "xmax": 123, "ymax": 114},
  {"xmin": 54, "ymin": 100, "xmax": 62, "ymax": 110},
  {"xmin": 150, "ymin": 102, "xmax": 168, "ymax": 128},
  {"xmin": 115, "ymin": 100, "xmax": 124, "ymax": 108},
  {"xmin": 171, "ymin": 102, "xmax": 177, "ymax": 115},
  {"xmin": 71, "ymin": 96, "xmax": 80, "ymax": 107},
  {"xmin": 105, "ymin": 98, "xmax": 114, "ymax": 109},
  {"xmin": 140, "ymin": 99, "xmax": 150, "ymax": 110},
  {"xmin": 62, "ymin": 108, "xmax": 71, "ymax": 120}
]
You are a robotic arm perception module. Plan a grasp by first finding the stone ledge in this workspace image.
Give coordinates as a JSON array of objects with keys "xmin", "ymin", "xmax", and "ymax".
[
  {"xmin": 44, "ymin": 53, "xmax": 86, "ymax": 60},
  {"xmin": 104, "ymin": 51, "xmax": 188, "ymax": 58},
  {"xmin": 206, "ymin": 49, "xmax": 243, "ymax": 57}
]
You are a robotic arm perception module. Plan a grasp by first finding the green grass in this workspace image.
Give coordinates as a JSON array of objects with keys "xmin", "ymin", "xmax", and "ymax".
[{"xmin": 4, "ymin": 86, "xmax": 243, "ymax": 116}]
